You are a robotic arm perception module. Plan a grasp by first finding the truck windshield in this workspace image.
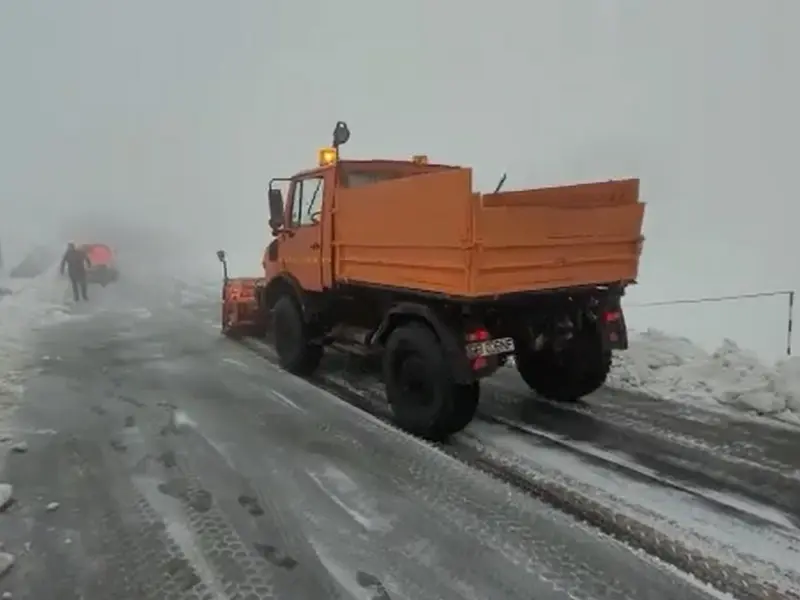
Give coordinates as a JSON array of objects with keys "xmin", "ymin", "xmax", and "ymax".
[{"xmin": 341, "ymin": 169, "xmax": 410, "ymax": 188}]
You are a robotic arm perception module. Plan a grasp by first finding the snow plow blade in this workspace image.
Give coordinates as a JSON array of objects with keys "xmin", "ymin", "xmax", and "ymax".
[
  {"xmin": 216, "ymin": 252, "xmax": 267, "ymax": 337},
  {"xmin": 221, "ymin": 277, "xmax": 266, "ymax": 337}
]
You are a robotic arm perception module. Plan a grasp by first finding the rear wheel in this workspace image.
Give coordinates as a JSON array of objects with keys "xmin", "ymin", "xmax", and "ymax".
[
  {"xmin": 273, "ymin": 296, "xmax": 323, "ymax": 376},
  {"xmin": 439, "ymin": 381, "xmax": 480, "ymax": 437},
  {"xmin": 383, "ymin": 323, "xmax": 478, "ymax": 440},
  {"xmin": 515, "ymin": 330, "xmax": 611, "ymax": 402}
]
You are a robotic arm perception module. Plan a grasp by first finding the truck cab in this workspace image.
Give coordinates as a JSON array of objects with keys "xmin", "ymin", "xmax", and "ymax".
[{"xmin": 264, "ymin": 150, "xmax": 455, "ymax": 292}]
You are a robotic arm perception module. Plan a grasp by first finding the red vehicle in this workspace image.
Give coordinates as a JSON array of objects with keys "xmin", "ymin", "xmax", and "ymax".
[{"xmin": 79, "ymin": 243, "xmax": 119, "ymax": 286}]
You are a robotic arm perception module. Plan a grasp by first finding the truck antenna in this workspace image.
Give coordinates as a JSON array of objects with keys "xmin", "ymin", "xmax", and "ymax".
[{"xmin": 493, "ymin": 173, "xmax": 507, "ymax": 194}]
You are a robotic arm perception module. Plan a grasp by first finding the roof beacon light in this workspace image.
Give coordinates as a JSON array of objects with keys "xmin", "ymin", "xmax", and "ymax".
[
  {"xmin": 318, "ymin": 147, "xmax": 337, "ymax": 166},
  {"xmin": 412, "ymin": 155, "xmax": 428, "ymax": 164}
]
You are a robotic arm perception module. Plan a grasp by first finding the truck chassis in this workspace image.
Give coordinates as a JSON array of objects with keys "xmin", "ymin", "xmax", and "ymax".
[{"xmin": 217, "ymin": 251, "xmax": 628, "ymax": 440}]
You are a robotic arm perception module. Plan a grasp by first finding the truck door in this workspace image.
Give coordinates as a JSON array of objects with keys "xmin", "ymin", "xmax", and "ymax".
[{"xmin": 280, "ymin": 175, "xmax": 325, "ymax": 291}]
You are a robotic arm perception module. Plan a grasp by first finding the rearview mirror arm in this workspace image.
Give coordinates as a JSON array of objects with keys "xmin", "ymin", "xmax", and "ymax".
[
  {"xmin": 216, "ymin": 250, "xmax": 229, "ymax": 284},
  {"xmin": 271, "ymin": 227, "xmax": 295, "ymax": 238}
]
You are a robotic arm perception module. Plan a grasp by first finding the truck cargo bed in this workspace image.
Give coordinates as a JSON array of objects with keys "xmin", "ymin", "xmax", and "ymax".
[{"xmin": 332, "ymin": 169, "xmax": 644, "ymax": 298}]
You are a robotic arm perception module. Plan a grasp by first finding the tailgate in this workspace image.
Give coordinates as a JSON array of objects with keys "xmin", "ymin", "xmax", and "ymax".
[{"xmin": 470, "ymin": 179, "xmax": 644, "ymax": 296}]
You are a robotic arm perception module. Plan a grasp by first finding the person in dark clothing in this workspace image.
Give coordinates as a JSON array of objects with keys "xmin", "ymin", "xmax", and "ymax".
[{"xmin": 60, "ymin": 242, "xmax": 91, "ymax": 301}]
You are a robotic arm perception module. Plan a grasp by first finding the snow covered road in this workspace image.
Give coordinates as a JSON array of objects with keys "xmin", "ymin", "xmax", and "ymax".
[
  {"xmin": 0, "ymin": 270, "xmax": 793, "ymax": 599},
  {"xmin": 195, "ymin": 290, "xmax": 800, "ymax": 598},
  {"xmin": 310, "ymin": 343, "xmax": 800, "ymax": 598},
  {"xmin": 484, "ymin": 371, "xmax": 800, "ymax": 522},
  {"xmin": 274, "ymin": 350, "xmax": 800, "ymax": 599}
]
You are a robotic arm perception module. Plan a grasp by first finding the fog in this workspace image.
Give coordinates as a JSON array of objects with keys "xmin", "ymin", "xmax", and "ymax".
[{"xmin": 1, "ymin": 1, "xmax": 797, "ymax": 359}]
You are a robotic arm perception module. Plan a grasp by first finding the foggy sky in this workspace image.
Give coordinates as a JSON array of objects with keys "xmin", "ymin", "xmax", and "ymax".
[{"xmin": 1, "ymin": 1, "xmax": 797, "ymax": 359}]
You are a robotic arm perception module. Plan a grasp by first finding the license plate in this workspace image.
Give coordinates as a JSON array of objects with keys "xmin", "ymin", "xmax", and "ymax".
[{"xmin": 466, "ymin": 337, "xmax": 515, "ymax": 359}]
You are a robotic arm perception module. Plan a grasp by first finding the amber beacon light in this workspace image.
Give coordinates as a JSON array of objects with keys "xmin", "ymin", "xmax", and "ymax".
[{"xmin": 318, "ymin": 147, "xmax": 337, "ymax": 166}]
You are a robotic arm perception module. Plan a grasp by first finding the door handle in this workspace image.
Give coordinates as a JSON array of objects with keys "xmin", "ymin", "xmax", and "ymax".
[{"xmin": 310, "ymin": 242, "xmax": 320, "ymax": 250}]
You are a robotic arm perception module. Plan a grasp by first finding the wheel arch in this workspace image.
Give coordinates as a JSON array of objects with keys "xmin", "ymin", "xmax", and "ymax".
[
  {"xmin": 373, "ymin": 302, "xmax": 474, "ymax": 384},
  {"xmin": 260, "ymin": 273, "xmax": 307, "ymax": 316}
]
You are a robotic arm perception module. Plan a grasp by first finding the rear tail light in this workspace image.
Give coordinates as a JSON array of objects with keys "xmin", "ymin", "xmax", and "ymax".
[
  {"xmin": 467, "ymin": 326, "xmax": 490, "ymax": 370},
  {"xmin": 603, "ymin": 311, "xmax": 621, "ymax": 323},
  {"xmin": 466, "ymin": 328, "xmax": 490, "ymax": 342}
]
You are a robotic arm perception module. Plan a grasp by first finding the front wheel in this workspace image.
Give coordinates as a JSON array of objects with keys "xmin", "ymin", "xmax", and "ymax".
[
  {"xmin": 383, "ymin": 323, "xmax": 478, "ymax": 440},
  {"xmin": 272, "ymin": 296, "xmax": 323, "ymax": 376}
]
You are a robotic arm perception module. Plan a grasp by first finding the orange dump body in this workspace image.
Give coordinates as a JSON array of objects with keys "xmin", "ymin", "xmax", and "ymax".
[{"xmin": 330, "ymin": 168, "xmax": 644, "ymax": 297}]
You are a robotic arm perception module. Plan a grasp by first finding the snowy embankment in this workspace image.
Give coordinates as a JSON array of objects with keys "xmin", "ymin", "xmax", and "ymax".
[
  {"xmin": 0, "ymin": 265, "xmax": 77, "ymax": 423},
  {"xmin": 608, "ymin": 329, "xmax": 800, "ymax": 423}
]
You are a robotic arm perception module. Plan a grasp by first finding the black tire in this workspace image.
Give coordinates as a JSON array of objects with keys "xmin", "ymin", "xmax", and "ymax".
[
  {"xmin": 438, "ymin": 382, "xmax": 480, "ymax": 437},
  {"xmin": 383, "ymin": 323, "xmax": 478, "ymax": 440},
  {"xmin": 272, "ymin": 296, "xmax": 323, "ymax": 376},
  {"xmin": 516, "ymin": 332, "xmax": 611, "ymax": 402}
]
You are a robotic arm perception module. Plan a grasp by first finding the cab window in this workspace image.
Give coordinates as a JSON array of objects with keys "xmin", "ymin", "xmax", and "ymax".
[
  {"xmin": 341, "ymin": 169, "xmax": 407, "ymax": 188},
  {"xmin": 289, "ymin": 176, "xmax": 325, "ymax": 227}
]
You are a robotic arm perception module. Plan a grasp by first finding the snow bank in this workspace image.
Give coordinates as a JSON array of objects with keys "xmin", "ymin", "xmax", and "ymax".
[
  {"xmin": 0, "ymin": 264, "xmax": 79, "ymax": 361},
  {"xmin": 608, "ymin": 329, "xmax": 800, "ymax": 421},
  {"xmin": 0, "ymin": 264, "xmax": 80, "ymax": 423}
]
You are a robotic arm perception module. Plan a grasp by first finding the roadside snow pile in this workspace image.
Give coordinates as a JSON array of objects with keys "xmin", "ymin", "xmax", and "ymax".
[
  {"xmin": 7, "ymin": 245, "xmax": 57, "ymax": 279},
  {"xmin": 608, "ymin": 329, "xmax": 800, "ymax": 421},
  {"xmin": 0, "ymin": 265, "xmax": 76, "ymax": 356},
  {"xmin": 0, "ymin": 264, "xmax": 79, "ymax": 423}
]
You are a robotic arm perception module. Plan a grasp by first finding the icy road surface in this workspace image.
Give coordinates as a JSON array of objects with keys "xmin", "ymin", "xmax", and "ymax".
[
  {"xmin": 298, "ymin": 325, "xmax": 800, "ymax": 596},
  {"xmin": 192, "ymin": 281, "xmax": 800, "ymax": 597},
  {"xmin": 0, "ymin": 276, "xmax": 723, "ymax": 599}
]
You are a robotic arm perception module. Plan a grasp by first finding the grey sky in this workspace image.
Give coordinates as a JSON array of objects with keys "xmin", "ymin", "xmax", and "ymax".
[{"xmin": 1, "ymin": 1, "xmax": 797, "ymax": 358}]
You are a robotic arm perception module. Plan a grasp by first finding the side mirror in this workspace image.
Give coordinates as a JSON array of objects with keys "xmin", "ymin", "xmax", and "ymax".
[
  {"xmin": 332, "ymin": 121, "xmax": 350, "ymax": 148},
  {"xmin": 216, "ymin": 249, "xmax": 226, "ymax": 262},
  {"xmin": 268, "ymin": 188, "xmax": 285, "ymax": 231},
  {"xmin": 267, "ymin": 239, "xmax": 278, "ymax": 262}
]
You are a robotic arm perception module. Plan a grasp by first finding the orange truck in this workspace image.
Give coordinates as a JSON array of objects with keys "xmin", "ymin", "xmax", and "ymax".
[{"xmin": 217, "ymin": 122, "xmax": 645, "ymax": 440}]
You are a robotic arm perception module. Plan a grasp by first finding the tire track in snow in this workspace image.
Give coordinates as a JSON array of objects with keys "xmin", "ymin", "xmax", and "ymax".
[{"xmin": 230, "ymin": 337, "xmax": 793, "ymax": 600}]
